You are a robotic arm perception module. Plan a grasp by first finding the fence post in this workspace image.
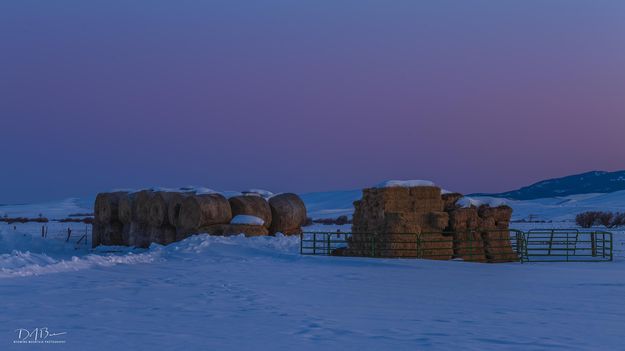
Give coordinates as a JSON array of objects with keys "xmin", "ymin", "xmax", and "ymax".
[
  {"xmin": 591, "ymin": 232, "xmax": 597, "ymax": 257},
  {"xmin": 370, "ymin": 233, "xmax": 376, "ymax": 257},
  {"xmin": 312, "ymin": 233, "xmax": 317, "ymax": 255},
  {"xmin": 41, "ymin": 225, "xmax": 45, "ymax": 238},
  {"xmin": 66, "ymin": 227, "xmax": 72, "ymax": 242},
  {"xmin": 609, "ymin": 233, "xmax": 613, "ymax": 261},
  {"xmin": 327, "ymin": 234, "xmax": 331, "ymax": 255}
]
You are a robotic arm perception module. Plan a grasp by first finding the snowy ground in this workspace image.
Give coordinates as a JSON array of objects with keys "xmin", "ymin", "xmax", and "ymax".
[{"xmin": 2, "ymin": 195, "xmax": 625, "ymax": 350}]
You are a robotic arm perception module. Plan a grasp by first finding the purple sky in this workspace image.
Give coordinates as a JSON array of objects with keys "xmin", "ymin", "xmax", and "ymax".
[{"xmin": 1, "ymin": 1, "xmax": 625, "ymax": 203}]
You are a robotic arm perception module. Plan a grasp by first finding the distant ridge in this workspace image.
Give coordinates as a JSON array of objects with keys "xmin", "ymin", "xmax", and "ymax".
[{"xmin": 471, "ymin": 170, "xmax": 625, "ymax": 200}]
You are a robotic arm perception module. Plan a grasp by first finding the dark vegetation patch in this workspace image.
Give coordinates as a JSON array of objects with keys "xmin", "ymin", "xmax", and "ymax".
[
  {"xmin": 303, "ymin": 215, "xmax": 352, "ymax": 226},
  {"xmin": 0, "ymin": 216, "xmax": 49, "ymax": 224},
  {"xmin": 575, "ymin": 211, "xmax": 625, "ymax": 228},
  {"xmin": 57, "ymin": 217, "xmax": 94, "ymax": 224}
]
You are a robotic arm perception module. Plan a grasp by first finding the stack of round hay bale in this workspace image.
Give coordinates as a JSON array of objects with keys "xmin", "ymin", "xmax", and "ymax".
[{"xmin": 92, "ymin": 188, "xmax": 307, "ymax": 248}]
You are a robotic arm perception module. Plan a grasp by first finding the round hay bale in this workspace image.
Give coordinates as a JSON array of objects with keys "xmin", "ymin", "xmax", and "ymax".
[
  {"xmin": 118, "ymin": 193, "xmax": 133, "ymax": 224},
  {"xmin": 167, "ymin": 192, "xmax": 191, "ymax": 227},
  {"xmin": 268, "ymin": 193, "xmax": 307, "ymax": 235},
  {"xmin": 147, "ymin": 225, "xmax": 177, "ymax": 245},
  {"xmin": 94, "ymin": 192, "xmax": 127, "ymax": 224},
  {"xmin": 129, "ymin": 222, "xmax": 150, "ymax": 248},
  {"xmin": 177, "ymin": 193, "xmax": 232, "ymax": 230},
  {"xmin": 131, "ymin": 190, "xmax": 154, "ymax": 224},
  {"xmin": 148, "ymin": 192, "xmax": 183, "ymax": 227},
  {"xmin": 228, "ymin": 195, "xmax": 272, "ymax": 228}
]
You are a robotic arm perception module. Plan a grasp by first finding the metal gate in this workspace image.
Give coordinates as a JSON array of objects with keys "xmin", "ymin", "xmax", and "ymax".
[
  {"xmin": 522, "ymin": 229, "xmax": 612, "ymax": 262},
  {"xmin": 300, "ymin": 229, "xmax": 613, "ymax": 263}
]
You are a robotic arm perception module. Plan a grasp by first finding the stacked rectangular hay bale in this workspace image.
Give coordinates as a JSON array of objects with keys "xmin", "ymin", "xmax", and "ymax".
[
  {"xmin": 348, "ymin": 186, "xmax": 453, "ymax": 259},
  {"xmin": 344, "ymin": 184, "xmax": 517, "ymax": 263}
]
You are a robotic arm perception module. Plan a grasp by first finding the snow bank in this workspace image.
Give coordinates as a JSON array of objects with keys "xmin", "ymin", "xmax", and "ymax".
[
  {"xmin": 376, "ymin": 180, "xmax": 436, "ymax": 188},
  {"xmin": 231, "ymin": 215, "xmax": 265, "ymax": 226},
  {"xmin": 0, "ymin": 225, "xmax": 300, "ymax": 278}
]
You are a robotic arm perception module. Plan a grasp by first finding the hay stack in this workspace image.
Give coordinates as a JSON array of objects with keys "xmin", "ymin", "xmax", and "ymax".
[
  {"xmin": 94, "ymin": 192, "xmax": 127, "ymax": 224},
  {"xmin": 442, "ymin": 192, "xmax": 463, "ymax": 211},
  {"xmin": 268, "ymin": 193, "xmax": 307, "ymax": 235},
  {"xmin": 118, "ymin": 193, "xmax": 133, "ymax": 224},
  {"xmin": 167, "ymin": 192, "xmax": 191, "ymax": 227},
  {"xmin": 177, "ymin": 193, "xmax": 232, "ymax": 231},
  {"xmin": 477, "ymin": 205, "xmax": 517, "ymax": 262},
  {"xmin": 348, "ymin": 186, "xmax": 452, "ymax": 259},
  {"xmin": 93, "ymin": 192, "xmax": 129, "ymax": 247},
  {"xmin": 447, "ymin": 208, "xmax": 486, "ymax": 262},
  {"xmin": 131, "ymin": 190, "xmax": 154, "ymax": 224},
  {"xmin": 147, "ymin": 191, "xmax": 184, "ymax": 227},
  {"xmin": 148, "ymin": 225, "xmax": 177, "ymax": 246},
  {"xmin": 128, "ymin": 222, "xmax": 150, "ymax": 248},
  {"xmin": 92, "ymin": 221, "xmax": 126, "ymax": 247},
  {"xmin": 229, "ymin": 195, "xmax": 272, "ymax": 228}
]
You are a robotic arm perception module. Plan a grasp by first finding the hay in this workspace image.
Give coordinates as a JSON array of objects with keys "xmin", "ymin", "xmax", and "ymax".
[
  {"xmin": 94, "ymin": 222, "xmax": 125, "ymax": 246},
  {"xmin": 147, "ymin": 225, "xmax": 177, "ymax": 245},
  {"xmin": 92, "ymin": 223, "xmax": 103, "ymax": 248},
  {"xmin": 177, "ymin": 193, "xmax": 232, "ymax": 230},
  {"xmin": 452, "ymin": 231, "xmax": 486, "ymax": 262},
  {"xmin": 131, "ymin": 190, "xmax": 154, "ymax": 224},
  {"xmin": 447, "ymin": 208, "xmax": 486, "ymax": 261},
  {"xmin": 128, "ymin": 222, "xmax": 150, "ymax": 248},
  {"xmin": 349, "ymin": 186, "xmax": 463, "ymax": 260},
  {"xmin": 428, "ymin": 211, "xmax": 449, "ymax": 231},
  {"xmin": 228, "ymin": 195, "xmax": 272, "ymax": 228},
  {"xmin": 94, "ymin": 192, "xmax": 127, "ymax": 224},
  {"xmin": 442, "ymin": 192, "xmax": 463, "ymax": 211},
  {"xmin": 268, "ymin": 193, "xmax": 307, "ymax": 235},
  {"xmin": 167, "ymin": 192, "xmax": 190, "ymax": 227},
  {"xmin": 118, "ymin": 193, "xmax": 133, "ymax": 224},
  {"xmin": 477, "ymin": 206, "xmax": 517, "ymax": 262},
  {"xmin": 147, "ymin": 192, "xmax": 181, "ymax": 227}
]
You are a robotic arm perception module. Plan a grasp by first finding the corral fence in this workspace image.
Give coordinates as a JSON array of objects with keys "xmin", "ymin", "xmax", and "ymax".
[{"xmin": 300, "ymin": 229, "xmax": 613, "ymax": 263}]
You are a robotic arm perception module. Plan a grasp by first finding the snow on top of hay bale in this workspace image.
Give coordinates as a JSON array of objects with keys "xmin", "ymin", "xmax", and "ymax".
[
  {"xmin": 231, "ymin": 215, "xmax": 265, "ymax": 226},
  {"xmin": 457, "ymin": 197, "xmax": 507, "ymax": 208},
  {"xmin": 241, "ymin": 189, "xmax": 274, "ymax": 198},
  {"xmin": 376, "ymin": 180, "xmax": 436, "ymax": 188}
]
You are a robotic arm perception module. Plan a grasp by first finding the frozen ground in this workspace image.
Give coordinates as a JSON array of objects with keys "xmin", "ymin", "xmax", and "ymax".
[{"xmin": 1, "ymin": 194, "xmax": 625, "ymax": 350}]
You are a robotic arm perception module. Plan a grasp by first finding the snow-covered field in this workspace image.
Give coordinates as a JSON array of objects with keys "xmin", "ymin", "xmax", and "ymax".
[{"xmin": 1, "ymin": 193, "xmax": 625, "ymax": 350}]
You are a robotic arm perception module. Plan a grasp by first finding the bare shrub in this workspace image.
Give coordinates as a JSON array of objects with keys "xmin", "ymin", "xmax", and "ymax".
[
  {"xmin": 576, "ymin": 211, "xmax": 625, "ymax": 228},
  {"xmin": 335, "ymin": 215, "xmax": 349, "ymax": 225},
  {"xmin": 575, "ymin": 212, "xmax": 597, "ymax": 228},
  {"xmin": 611, "ymin": 212, "xmax": 625, "ymax": 227},
  {"xmin": 597, "ymin": 211, "xmax": 613, "ymax": 227}
]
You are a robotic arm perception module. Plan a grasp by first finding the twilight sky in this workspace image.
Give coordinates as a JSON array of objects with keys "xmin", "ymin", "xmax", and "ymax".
[{"xmin": 1, "ymin": 1, "xmax": 624, "ymax": 203}]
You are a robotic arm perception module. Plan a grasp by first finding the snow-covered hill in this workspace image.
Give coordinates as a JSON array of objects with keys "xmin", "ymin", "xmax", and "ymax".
[
  {"xmin": 473, "ymin": 170, "xmax": 625, "ymax": 200},
  {"xmin": 301, "ymin": 189, "xmax": 625, "ymax": 223}
]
